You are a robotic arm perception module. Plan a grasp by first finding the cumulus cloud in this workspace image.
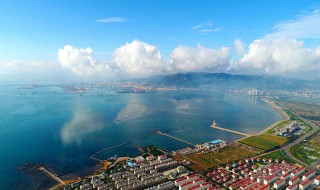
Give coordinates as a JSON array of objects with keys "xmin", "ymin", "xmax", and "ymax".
[
  {"xmin": 234, "ymin": 39, "xmax": 245, "ymax": 54},
  {"xmin": 58, "ymin": 45, "xmax": 113, "ymax": 75},
  {"xmin": 57, "ymin": 40, "xmax": 233, "ymax": 78},
  {"xmin": 113, "ymin": 40, "xmax": 170, "ymax": 76},
  {"xmin": 170, "ymin": 45, "xmax": 230, "ymax": 72},
  {"xmin": 229, "ymin": 38, "xmax": 320, "ymax": 77},
  {"xmin": 96, "ymin": 17, "xmax": 126, "ymax": 23},
  {"xmin": 266, "ymin": 8, "xmax": 320, "ymax": 39},
  {"xmin": 229, "ymin": 8, "xmax": 320, "ymax": 79}
]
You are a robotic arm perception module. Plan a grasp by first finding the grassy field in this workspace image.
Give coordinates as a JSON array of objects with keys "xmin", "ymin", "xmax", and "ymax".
[
  {"xmin": 291, "ymin": 132, "xmax": 320, "ymax": 164},
  {"xmin": 184, "ymin": 145, "xmax": 258, "ymax": 170},
  {"xmin": 238, "ymin": 134, "xmax": 288, "ymax": 150},
  {"xmin": 279, "ymin": 99, "xmax": 320, "ymax": 121},
  {"xmin": 260, "ymin": 149, "xmax": 296, "ymax": 163}
]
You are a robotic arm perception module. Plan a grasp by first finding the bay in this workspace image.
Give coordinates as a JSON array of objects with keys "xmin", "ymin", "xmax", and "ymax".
[{"xmin": 0, "ymin": 86, "xmax": 283, "ymax": 189}]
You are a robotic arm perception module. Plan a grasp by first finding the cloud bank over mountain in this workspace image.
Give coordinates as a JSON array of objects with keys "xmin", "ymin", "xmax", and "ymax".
[
  {"xmin": 57, "ymin": 37, "xmax": 320, "ymax": 80},
  {"xmin": 57, "ymin": 40, "xmax": 232, "ymax": 78}
]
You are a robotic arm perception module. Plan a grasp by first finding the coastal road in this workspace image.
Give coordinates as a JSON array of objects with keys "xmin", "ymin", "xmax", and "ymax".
[{"xmin": 274, "ymin": 99, "xmax": 319, "ymax": 169}]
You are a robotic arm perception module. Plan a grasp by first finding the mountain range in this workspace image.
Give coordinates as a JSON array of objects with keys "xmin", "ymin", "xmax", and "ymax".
[{"xmin": 134, "ymin": 73, "xmax": 320, "ymax": 90}]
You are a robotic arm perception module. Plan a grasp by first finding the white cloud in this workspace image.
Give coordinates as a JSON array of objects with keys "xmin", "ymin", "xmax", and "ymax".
[
  {"xmin": 57, "ymin": 41, "xmax": 231, "ymax": 78},
  {"xmin": 229, "ymin": 8, "xmax": 320, "ymax": 79},
  {"xmin": 191, "ymin": 21, "xmax": 222, "ymax": 34},
  {"xmin": 170, "ymin": 45, "xmax": 230, "ymax": 72},
  {"xmin": 234, "ymin": 39, "xmax": 245, "ymax": 54},
  {"xmin": 191, "ymin": 21, "xmax": 213, "ymax": 30},
  {"xmin": 230, "ymin": 38, "xmax": 320, "ymax": 78},
  {"xmin": 266, "ymin": 8, "xmax": 320, "ymax": 39},
  {"xmin": 96, "ymin": 17, "xmax": 126, "ymax": 23},
  {"xmin": 57, "ymin": 45, "xmax": 113, "ymax": 76},
  {"xmin": 113, "ymin": 40, "xmax": 170, "ymax": 76}
]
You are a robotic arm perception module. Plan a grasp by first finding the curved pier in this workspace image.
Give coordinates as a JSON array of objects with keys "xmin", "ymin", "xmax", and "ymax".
[{"xmin": 91, "ymin": 142, "xmax": 131, "ymax": 161}]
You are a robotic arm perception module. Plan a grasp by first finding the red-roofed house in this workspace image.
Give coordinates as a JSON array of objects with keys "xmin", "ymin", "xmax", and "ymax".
[
  {"xmin": 264, "ymin": 174, "xmax": 277, "ymax": 185},
  {"xmin": 187, "ymin": 184, "xmax": 201, "ymax": 190},
  {"xmin": 179, "ymin": 181, "xmax": 193, "ymax": 190},
  {"xmin": 281, "ymin": 173, "xmax": 290, "ymax": 181},
  {"xmin": 187, "ymin": 174, "xmax": 199, "ymax": 182},
  {"xmin": 314, "ymin": 175, "xmax": 320, "ymax": 186},
  {"xmin": 273, "ymin": 179, "xmax": 285, "ymax": 189},
  {"xmin": 201, "ymin": 182, "xmax": 213, "ymax": 189},
  {"xmin": 146, "ymin": 155, "xmax": 155, "ymax": 161},
  {"xmin": 302, "ymin": 170, "xmax": 315, "ymax": 181},
  {"xmin": 286, "ymin": 182, "xmax": 298, "ymax": 190},
  {"xmin": 299, "ymin": 179, "xmax": 310, "ymax": 190},
  {"xmin": 158, "ymin": 155, "xmax": 167, "ymax": 160},
  {"xmin": 258, "ymin": 184, "xmax": 270, "ymax": 190},
  {"xmin": 193, "ymin": 178, "xmax": 206, "ymax": 186},
  {"xmin": 289, "ymin": 176, "xmax": 300, "ymax": 186},
  {"xmin": 291, "ymin": 167, "xmax": 305, "ymax": 177},
  {"xmin": 207, "ymin": 186, "xmax": 220, "ymax": 190},
  {"xmin": 175, "ymin": 177, "xmax": 188, "ymax": 186},
  {"xmin": 288, "ymin": 165, "xmax": 297, "ymax": 173}
]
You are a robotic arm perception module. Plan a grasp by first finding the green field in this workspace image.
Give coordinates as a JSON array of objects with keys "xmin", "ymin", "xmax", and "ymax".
[
  {"xmin": 238, "ymin": 134, "xmax": 288, "ymax": 150},
  {"xmin": 184, "ymin": 145, "xmax": 258, "ymax": 169},
  {"xmin": 260, "ymin": 149, "xmax": 296, "ymax": 163},
  {"xmin": 291, "ymin": 132, "xmax": 320, "ymax": 164}
]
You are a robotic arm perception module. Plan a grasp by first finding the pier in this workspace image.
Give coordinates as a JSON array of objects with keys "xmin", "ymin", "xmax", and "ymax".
[
  {"xmin": 210, "ymin": 122, "xmax": 250, "ymax": 137},
  {"xmin": 38, "ymin": 166, "xmax": 65, "ymax": 185},
  {"xmin": 91, "ymin": 142, "xmax": 131, "ymax": 161},
  {"xmin": 154, "ymin": 131, "xmax": 195, "ymax": 147}
]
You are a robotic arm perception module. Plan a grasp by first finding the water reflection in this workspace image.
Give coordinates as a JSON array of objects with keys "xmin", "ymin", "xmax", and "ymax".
[
  {"xmin": 60, "ymin": 100, "xmax": 105, "ymax": 145},
  {"xmin": 114, "ymin": 96, "xmax": 148, "ymax": 124}
]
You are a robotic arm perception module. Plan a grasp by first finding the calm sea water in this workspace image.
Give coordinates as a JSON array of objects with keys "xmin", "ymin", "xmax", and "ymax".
[{"xmin": 0, "ymin": 86, "xmax": 283, "ymax": 189}]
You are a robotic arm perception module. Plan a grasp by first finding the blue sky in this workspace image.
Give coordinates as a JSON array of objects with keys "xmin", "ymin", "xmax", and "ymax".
[{"xmin": 1, "ymin": 1, "xmax": 320, "ymax": 82}]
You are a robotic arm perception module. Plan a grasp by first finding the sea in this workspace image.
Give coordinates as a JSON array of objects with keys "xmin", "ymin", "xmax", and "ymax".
[{"xmin": 0, "ymin": 86, "xmax": 284, "ymax": 189}]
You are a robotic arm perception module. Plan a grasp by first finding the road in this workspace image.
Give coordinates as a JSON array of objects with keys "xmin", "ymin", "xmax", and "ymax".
[{"xmin": 273, "ymin": 99, "xmax": 319, "ymax": 169}]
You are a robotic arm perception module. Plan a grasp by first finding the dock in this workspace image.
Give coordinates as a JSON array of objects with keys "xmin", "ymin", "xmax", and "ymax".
[
  {"xmin": 210, "ymin": 122, "xmax": 250, "ymax": 137},
  {"xmin": 154, "ymin": 131, "xmax": 195, "ymax": 147},
  {"xmin": 38, "ymin": 166, "xmax": 65, "ymax": 185}
]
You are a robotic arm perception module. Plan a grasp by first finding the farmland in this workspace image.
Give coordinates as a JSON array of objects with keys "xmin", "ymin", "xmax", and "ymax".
[
  {"xmin": 238, "ymin": 134, "xmax": 288, "ymax": 150},
  {"xmin": 183, "ymin": 144, "xmax": 258, "ymax": 170}
]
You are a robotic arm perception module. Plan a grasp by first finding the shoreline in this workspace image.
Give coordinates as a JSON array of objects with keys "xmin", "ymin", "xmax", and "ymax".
[
  {"xmin": 258, "ymin": 97, "xmax": 290, "ymax": 134},
  {"xmin": 236, "ymin": 97, "xmax": 290, "ymax": 142}
]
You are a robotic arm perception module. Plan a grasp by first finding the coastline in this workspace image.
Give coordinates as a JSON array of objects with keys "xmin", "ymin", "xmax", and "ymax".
[
  {"xmin": 257, "ymin": 97, "xmax": 289, "ymax": 135},
  {"xmin": 236, "ymin": 97, "xmax": 290, "ymax": 142}
]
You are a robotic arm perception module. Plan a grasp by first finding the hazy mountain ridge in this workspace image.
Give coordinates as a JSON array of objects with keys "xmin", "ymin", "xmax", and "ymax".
[{"xmin": 135, "ymin": 73, "xmax": 320, "ymax": 89}]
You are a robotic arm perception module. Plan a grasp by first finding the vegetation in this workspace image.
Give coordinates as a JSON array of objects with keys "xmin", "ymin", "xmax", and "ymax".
[
  {"xmin": 260, "ymin": 149, "xmax": 296, "ymax": 163},
  {"xmin": 142, "ymin": 145, "xmax": 164, "ymax": 157},
  {"xmin": 279, "ymin": 99, "xmax": 320, "ymax": 121},
  {"xmin": 184, "ymin": 145, "xmax": 257, "ymax": 170},
  {"xmin": 238, "ymin": 134, "xmax": 288, "ymax": 150},
  {"xmin": 291, "ymin": 132, "xmax": 320, "ymax": 164}
]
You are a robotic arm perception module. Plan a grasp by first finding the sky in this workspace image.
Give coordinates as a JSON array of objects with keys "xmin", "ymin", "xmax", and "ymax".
[{"xmin": 1, "ymin": 0, "xmax": 320, "ymax": 83}]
